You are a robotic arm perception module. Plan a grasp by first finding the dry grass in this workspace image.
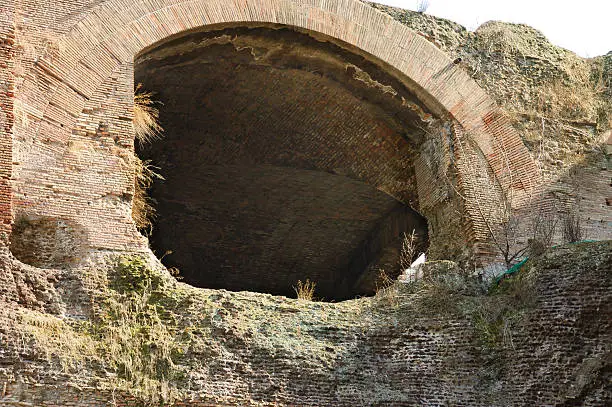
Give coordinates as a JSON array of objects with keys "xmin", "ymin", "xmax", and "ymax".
[
  {"xmin": 133, "ymin": 83, "xmax": 163, "ymax": 145},
  {"xmin": 19, "ymin": 309, "xmax": 97, "ymax": 372},
  {"xmin": 98, "ymin": 280, "xmax": 179, "ymax": 404},
  {"xmin": 132, "ymin": 157, "xmax": 164, "ymax": 233},
  {"xmin": 412, "ymin": 271, "xmax": 477, "ymax": 316},
  {"xmin": 533, "ymin": 78, "xmax": 599, "ymax": 122},
  {"xmin": 372, "ymin": 268, "xmax": 401, "ymax": 309},
  {"xmin": 294, "ymin": 279, "xmax": 316, "ymax": 301},
  {"xmin": 374, "ymin": 268, "xmax": 394, "ymax": 293},
  {"xmin": 19, "ymin": 257, "xmax": 183, "ymax": 405},
  {"xmin": 470, "ymin": 271, "xmax": 537, "ymax": 350},
  {"xmin": 132, "ymin": 84, "xmax": 164, "ymax": 233},
  {"xmin": 399, "ymin": 229, "xmax": 418, "ymax": 271},
  {"xmin": 562, "ymin": 204, "xmax": 583, "ymax": 243}
]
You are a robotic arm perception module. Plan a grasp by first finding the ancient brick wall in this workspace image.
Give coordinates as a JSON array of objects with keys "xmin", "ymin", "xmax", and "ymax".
[
  {"xmin": 374, "ymin": 3, "xmax": 611, "ymax": 247},
  {"xmin": 0, "ymin": 0, "xmax": 13, "ymax": 243},
  {"xmin": 2, "ymin": 0, "xmax": 540, "ymax": 271},
  {"xmin": 0, "ymin": 242, "xmax": 610, "ymax": 406}
]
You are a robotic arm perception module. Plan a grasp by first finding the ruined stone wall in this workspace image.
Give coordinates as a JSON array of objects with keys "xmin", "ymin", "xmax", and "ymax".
[
  {"xmin": 373, "ymin": 3, "xmax": 612, "ymax": 245},
  {"xmin": 1, "ymin": 241, "xmax": 610, "ymax": 406},
  {"xmin": 1, "ymin": 0, "xmax": 540, "ymax": 272}
]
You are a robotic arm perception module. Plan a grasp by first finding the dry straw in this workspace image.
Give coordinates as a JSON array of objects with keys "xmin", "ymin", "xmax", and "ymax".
[
  {"xmin": 294, "ymin": 279, "xmax": 316, "ymax": 301},
  {"xmin": 133, "ymin": 83, "xmax": 163, "ymax": 145},
  {"xmin": 132, "ymin": 158, "xmax": 164, "ymax": 233}
]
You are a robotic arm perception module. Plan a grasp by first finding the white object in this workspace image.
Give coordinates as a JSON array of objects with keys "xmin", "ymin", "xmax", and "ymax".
[
  {"xmin": 398, "ymin": 253, "xmax": 426, "ymax": 283},
  {"xmin": 410, "ymin": 253, "xmax": 426, "ymax": 269}
]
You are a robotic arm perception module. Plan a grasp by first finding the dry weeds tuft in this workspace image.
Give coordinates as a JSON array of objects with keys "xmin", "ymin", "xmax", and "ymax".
[
  {"xmin": 374, "ymin": 268, "xmax": 395, "ymax": 293},
  {"xmin": 470, "ymin": 271, "xmax": 537, "ymax": 351},
  {"xmin": 562, "ymin": 204, "xmax": 583, "ymax": 243},
  {"xmin": 399, "ymin": 229, "xmax": 418, "ymax": 271},
  {"xmin": 534, "ymin": 78, "xmax": 599, "ymax": 122},
  {"xmin": 294, "ymin": 279, "xmax": 316, "ymax": 301},
  {"xmin": 132, "ymin": 157, "xmax": 164, "ymax": 233},
  {"xmin": 372, "ymin": 268, "xmax": 401, "ymax": 308},
  {"xmin": 133, "ymin": 83, "xmax": 163, "ymax": 145}
]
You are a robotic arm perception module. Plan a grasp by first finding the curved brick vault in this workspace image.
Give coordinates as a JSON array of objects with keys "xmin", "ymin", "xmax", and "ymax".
[
  {"xmin": 6, "ymin": 0, "xmax": 540, "ymax": 295},
  {"xmin": 135, "ymin": 26, "xmax": 435, "ymax": 299}
]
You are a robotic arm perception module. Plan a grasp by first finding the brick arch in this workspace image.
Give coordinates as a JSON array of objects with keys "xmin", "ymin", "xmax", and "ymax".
[
  {"xmin": 26, "ymin": 0, "xmax": 538, "ymax": 186},
  {"xmin": 11, "ymin": 0, "xmax": 539, "ymax": 260}
]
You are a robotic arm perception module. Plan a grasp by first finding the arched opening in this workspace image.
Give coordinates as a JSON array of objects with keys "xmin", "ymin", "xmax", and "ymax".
[{"xmin": 135, "ymin": 26, "xmax": 432, "ymax": 300}]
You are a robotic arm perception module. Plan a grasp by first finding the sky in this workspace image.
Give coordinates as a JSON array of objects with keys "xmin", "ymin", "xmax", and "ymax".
[{"xmin": 375, "ymin": 0, "xmax": 611, "ymax": 58}]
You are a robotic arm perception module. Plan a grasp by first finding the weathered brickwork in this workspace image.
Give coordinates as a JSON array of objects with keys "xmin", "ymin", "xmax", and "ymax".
[
  {"xmin": 3, "ymin": 0, "xmax": 540, "ymax": 267},
  {"xmin": 371, "ymin": 3, "xmax": 611, "ymax": 244},
  {"xmin": 0, "ymin": 1, "xmax": 609, "ymax": 405},
  {"xmin": 0, "ymin": 0, "xmax": 14, "ymax": 242},
  {"xmin": 0, "ymin": 242, "xmax": 610, "ymax": 406}
]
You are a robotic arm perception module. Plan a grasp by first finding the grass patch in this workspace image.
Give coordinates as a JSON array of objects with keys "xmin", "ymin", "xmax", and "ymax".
[
  {"xmin": 294, "ymin": 279, "xmax": 316, "ymax": 301},
  {"xmin": 469, "ymin": 270, "xmax": 536, "ymax": 350},
  {"xmin": 92, "ymin": 256, "xmax": 184, "ymax": 404},
  {"xmin": 466, "ymin": 268, "xmax": 537, "ymax": 386},
  {"xmin": 19, "ymin": 310, "xmax": 97, "ymax": 373}
]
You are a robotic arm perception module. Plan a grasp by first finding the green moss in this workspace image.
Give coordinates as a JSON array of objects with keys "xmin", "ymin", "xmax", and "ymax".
[
  {"xmin": 112, "ymin": 256, "xmax": 165, "ymax": 293},
  {"xmin": 469, "ymin": 267, "xmax": 537, "ymax": 352}
]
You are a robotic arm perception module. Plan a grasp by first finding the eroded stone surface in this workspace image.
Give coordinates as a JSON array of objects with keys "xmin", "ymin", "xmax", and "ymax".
[{"xmin": 0, "ymin": 242, "xmax": 610, "ymax": 406}]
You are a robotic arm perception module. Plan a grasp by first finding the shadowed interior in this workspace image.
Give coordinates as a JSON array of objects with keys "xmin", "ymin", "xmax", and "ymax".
[{"xmin": 135, "ymin": 27, "xmax": 431, "ymax": 300}]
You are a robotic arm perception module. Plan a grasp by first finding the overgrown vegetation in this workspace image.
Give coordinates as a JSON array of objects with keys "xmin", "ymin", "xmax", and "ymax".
[
  {"xmin": 372, "ymin": 268, "xmax": 401, "ymax": 308},
  {"xmin": 562, "ymin": 203, "xmax": 583, "ymax": 243},
  {"xmin": 93, "ymin": 256, "xmax": 184, "ymax": 404},
  {"xmin": 20, "ymin": 256, "xmax": 187, "ymax": 405},
  {"xmin": 470, "ymin": 271, "xmax": 536, "ymax": 350},
  {"xmin": 487, "ymin": 192, "xmax": 560, "ymax": 268},
  {"xmin": 412, "ymin": 263, "xmax": 481, "ymax": 317},
  {"xmin": 399, "ymin": 229, "xmax": 418, "ymax": 272},
  {"xmin": 131, "ymin": 84, "xmax": 165, "ymax": 234},
  {"xmin": 375, "ymin": 257, "xmax": 537, "ymax": 385},
  {"xmin": 16, "ymin": 245, "xmax": 567, "ymax": 405},
  {"xmin": 19, "ymin": 309, "xmax": 97, "ymax": 372},
  {"xmin": 469, "ymin": 270, "xmax": 537, "ymax": 386}
]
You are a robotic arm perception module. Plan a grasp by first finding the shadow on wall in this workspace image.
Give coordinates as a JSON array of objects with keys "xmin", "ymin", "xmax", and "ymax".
[{"xmin": 9, "ymin": 215, "xmax": 88, "ymax": 268}]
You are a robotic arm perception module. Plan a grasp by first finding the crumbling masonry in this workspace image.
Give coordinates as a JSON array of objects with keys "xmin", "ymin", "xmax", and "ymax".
[{"xmin": 0, "ymin": 0, "xmax": 610, "ymax": 406}]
